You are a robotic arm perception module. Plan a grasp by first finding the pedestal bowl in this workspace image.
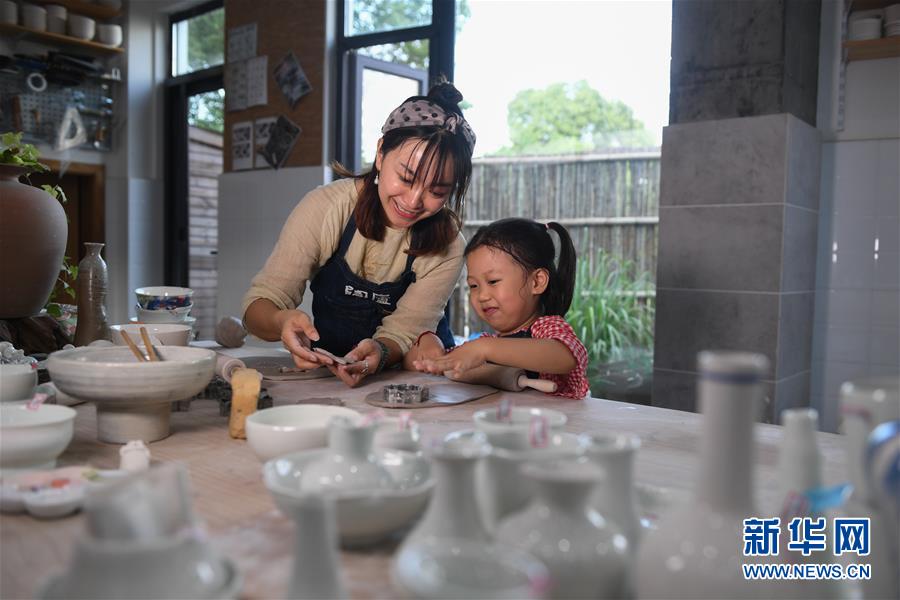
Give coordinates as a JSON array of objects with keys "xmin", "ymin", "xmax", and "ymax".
[{"xmin": 47, "ymin": 346, "xmax": 215, "ymax": 443}]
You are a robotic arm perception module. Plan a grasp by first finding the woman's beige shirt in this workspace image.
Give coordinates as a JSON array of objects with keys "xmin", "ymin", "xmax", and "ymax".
[{"xmin": 241, "ymin": 178, "xmax": 465, "ymax": 353}]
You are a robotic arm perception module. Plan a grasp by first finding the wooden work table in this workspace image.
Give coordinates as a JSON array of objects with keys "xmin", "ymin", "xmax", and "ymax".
[{"xmin": 0, "ymin": 368, "xmax": 848, "ymax": 599}]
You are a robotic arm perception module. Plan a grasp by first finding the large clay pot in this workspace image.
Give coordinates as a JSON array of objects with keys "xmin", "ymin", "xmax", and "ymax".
[{"xmin": 0, "ymin": 165, "xmax": 68, "ymax": 319}]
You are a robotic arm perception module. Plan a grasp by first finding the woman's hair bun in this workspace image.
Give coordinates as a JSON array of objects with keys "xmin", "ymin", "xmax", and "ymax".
[{"xmin": 428, "ymin": 80, "xmax": 464, "ymax": 108}]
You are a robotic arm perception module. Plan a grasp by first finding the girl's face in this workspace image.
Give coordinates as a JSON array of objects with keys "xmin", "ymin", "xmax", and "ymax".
[
  {"xmin": 374, "ymin": 138, "xmax": 455, "ymax": 229},
  {"xmin": 466, "ymin": 246, "xmax": 548, "ymax": 335}
]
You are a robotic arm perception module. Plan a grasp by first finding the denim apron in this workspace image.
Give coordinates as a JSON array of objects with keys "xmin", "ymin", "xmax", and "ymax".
[{"xmin": 309, "ymin": 214, "xmax": 455, "ymax": 356}]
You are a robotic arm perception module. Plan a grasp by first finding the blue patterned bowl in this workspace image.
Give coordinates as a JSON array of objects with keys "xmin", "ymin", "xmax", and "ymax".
[{"xmin": 135, "ymin": 286, "xmax": 194, "ymax": 310}]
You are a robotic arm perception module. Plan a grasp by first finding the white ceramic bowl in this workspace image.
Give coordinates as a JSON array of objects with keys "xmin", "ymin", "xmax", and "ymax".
[
  {"xmin": 130, "ymin": 315, "xmax": 196, "ymax": 329},
  {"xmin": 136, "ymin": 305, "xmax": 192, "ymax": 323},
  {"xmin": 0, "ymin": 0, "xmax": 17, "ymax": 25},
  {"xmin": 245, "ymin": 405, "xmax": 362, "ymax": 462},
  {"xmin": 849, "ymin": 16, "xmax": 883, "ymax": 40},
  {"xmin": 264, "ymin": 447, "xmax": 433, "ymax": 547},
  {"xmin": 44, "ymin": 4, "xmax": 66, "ymax": 18},
  {"xmin": 39, "ymin": 530, "xmax": 241, "ymax": 600},
  {"xmin": 392, "ymin": 538, "xmax": 549, "ymax": 600},
  {"xmin": 134, "ymin": 286, "xmax": 194, "ymax": 310},
  {"xmin": 109, "ymin": 324, "xmax": 192, "ymax": 347},
  {"xmin": 0, "ymin": 363, "xmax": 37, "ymax": 402},
  {"xmin": 20, "ymin": 3, "xmax": 46, "ymax": 30},
  {"xmin": 0, "ymin": 403, "xmax": 76, "ymax": 471},
  {"xmin": 46, "ymin": 14, "xmax": 65, "ymax": 33},
  {"xmin": 47, "ymin": 346, "xmax": 215, "ymax": 406},
  {"xmin": 67, "ymin": 14, "xmax": 95, "ymax": 40},
  {"xmin": 473, "ymin": 406, "xmax": 567, "ymax": 451},
  {"xmin": 96, "ymin": 23, "xmax": 122, "ymax": 47}
]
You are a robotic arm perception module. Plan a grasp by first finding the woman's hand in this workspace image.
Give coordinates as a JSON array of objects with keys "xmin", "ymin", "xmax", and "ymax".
[
  {"xmin": 326, "ymin": 338, "xmax": 381, "ymax": 388},
  {"xmin": 277, "ymin": 309, "xmax": 325, "ymax": 369},
  {"xmin": 413, "ymin": 338, "xmax": 488, "ymax": 378}
]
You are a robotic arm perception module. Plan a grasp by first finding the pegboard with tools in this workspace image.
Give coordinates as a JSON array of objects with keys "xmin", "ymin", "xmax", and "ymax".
[{"xmin": 0, "ymin": 67, "xmax": 117, "ymax": 152}]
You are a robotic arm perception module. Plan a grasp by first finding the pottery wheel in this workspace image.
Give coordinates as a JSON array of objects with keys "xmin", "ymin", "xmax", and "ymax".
[
  {"xmin": 239, "ymin": 355, "xmax": 334, "ymax": 382},
  {"xmin": 365, "ymin": 382, "xmax": 498, "ymax": 409}
]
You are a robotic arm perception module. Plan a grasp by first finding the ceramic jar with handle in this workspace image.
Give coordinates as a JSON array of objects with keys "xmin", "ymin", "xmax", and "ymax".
[{"xmin": 495, "ymin": 460, "xmax": 629, "ymax": 599}]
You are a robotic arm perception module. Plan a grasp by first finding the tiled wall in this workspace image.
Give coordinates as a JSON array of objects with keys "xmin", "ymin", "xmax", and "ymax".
[
  {"xmin": 652, "ymin": 114, "xmax": 821, "ymax": 421},
  {"xmin": 811, "ymin": 140, "xmax": 900, "ymax": 432}
]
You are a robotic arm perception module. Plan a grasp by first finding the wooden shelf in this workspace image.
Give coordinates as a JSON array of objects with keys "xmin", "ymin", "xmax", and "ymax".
[
  {"xmin": 844, "ymin": 37, "xmax": 900, "ymax": 61},
  {"xmin": 33, "ymin": 0, "xmax": 121, "ymax": 20},
  {"xmin": 0, "ymin": 23, "xmax": 124, "ymax": 55}
]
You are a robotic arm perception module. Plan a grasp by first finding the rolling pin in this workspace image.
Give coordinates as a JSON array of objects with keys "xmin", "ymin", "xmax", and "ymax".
[{"xmin": 446, "ymin": 364, "xmax": 557, "ymax": 394}]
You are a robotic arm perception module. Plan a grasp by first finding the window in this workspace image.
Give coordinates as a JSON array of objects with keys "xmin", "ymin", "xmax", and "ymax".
[
  {"xmin": 335, "ymin": 0, "xmax": 456, "ymax": 172},
  {"xmin": 171, "ymin": 3, "xmax": 225, "ymax": 77}
]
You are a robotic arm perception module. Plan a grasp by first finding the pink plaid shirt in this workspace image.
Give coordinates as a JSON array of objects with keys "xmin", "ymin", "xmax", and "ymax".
[{"xmin": 483, "ymin": 315, "xmax": 590, "ymax": 399}]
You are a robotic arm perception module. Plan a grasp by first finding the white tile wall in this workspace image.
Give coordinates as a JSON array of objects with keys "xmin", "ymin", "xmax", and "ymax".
[{"xmin": 812, "ymin": 140, "xmax": 900, "ymax": 431}]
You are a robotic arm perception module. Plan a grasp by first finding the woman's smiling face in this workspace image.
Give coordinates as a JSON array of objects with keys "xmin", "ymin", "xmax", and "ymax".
[{"xmin": 374, "ymin": 138, "xmax": 455, "ymax": 228}]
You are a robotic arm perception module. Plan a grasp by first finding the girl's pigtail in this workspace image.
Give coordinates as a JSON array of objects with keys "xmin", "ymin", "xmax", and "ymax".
[{"xmin": 546, "ymin": 221, "xmax": 577, "ymax": 316}]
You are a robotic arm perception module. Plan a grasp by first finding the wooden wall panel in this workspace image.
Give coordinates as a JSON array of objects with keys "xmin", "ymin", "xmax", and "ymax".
[{"xmin": 223, "ymin": 0, "xmax": 326, "ymax": 171}]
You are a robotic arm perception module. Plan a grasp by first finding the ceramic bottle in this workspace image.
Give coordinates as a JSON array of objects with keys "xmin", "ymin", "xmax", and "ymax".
[
  {"xmin": 300, "ymin": 417, "xmax": 391, "ymax": 493},
  {"xmin": 286, "ymin": 493, "xmax": 346, "ymax": 599},
  {"xmin": 73, "ymin": 242, "xmax": 109, "ymax": 346},
  {"xmin": 401, "ymin": 430, "xmax": 491, "ymax": 546},
  {"xmin": 582, "ymin": 433, "xmax": 642, "ymax": 549},
  {"xmin": 839, "ymin": 377, "xmax": 900, "ymax": 600},
  {"xmin": 776, "ymin": 408, "xmax": 822, "ymax": 501},
  {"xmin": 495, "ymin": 460, "xmax": 629, "ymax": 599},
  {"xmin": 634, "ymin": 350, "xmax": 770, "ymax": 600}
]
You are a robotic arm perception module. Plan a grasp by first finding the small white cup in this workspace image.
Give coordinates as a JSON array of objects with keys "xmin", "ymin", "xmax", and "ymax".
[
  {"xmin": 67, "ymin": 14, "xmax": 95, "ymax": 40},
  {"xmin": 21, "ymin": 3, "xmax": 47, "ymax": 31},
  {"xmin": 44, "ymin": 4, "xmax": 67, "ymax": 18},
  {"xmin": 97, "ymin": 23, "xmax": 122, "ymax": 47},
  {"xmin": 0, "ymin": 0, "xmax": 17, "ymax": 25},
  {"xmin": 47, "ymin": 15, "xmax": 66, "ymax": 34}
]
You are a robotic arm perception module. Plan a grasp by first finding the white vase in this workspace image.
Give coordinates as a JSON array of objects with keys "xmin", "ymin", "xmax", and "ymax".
[
  {"xmin": 401, "ymin": 430, "xmax": 491, "ymax": 547},
  {"xmin": 478, "ymin": 431, "xmax": 588, "ymax": 532},
  {"xmin": 495, "ymin": 460, "xmax": 629, "ymax": 599},
  {"xmin": 776, "ymin": 408, "xmax": 822, "ymax": 501},
  {"xmin": 582, "ymin": 433, "xmax": 642, "ymax": 549},
  {"xmin": 285, "ymin": 493, "xmax": 346, "ymax": 599},
  {"xmin": 299, "ymin": 417, "xmax": 391, "ymax": 493},
  {"xmin": 635, "ymin": 351, "xmax": 770, "ymax": 600},
  {"xmin": 839, "ymin": 376, "xmax": 900, "ymax": 505}
]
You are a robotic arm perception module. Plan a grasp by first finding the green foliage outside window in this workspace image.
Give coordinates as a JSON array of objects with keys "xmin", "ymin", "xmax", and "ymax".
[
  {"xmin": 185, "ymin": 9, "xmax": 225, "ymax": 133},
  {"xmin": 496, "ymin": 81, "xmax": 654, "ymax": 156},
  {"xmin": 351, "ymin": 0, "xmax": 470, "ymax": 70}
]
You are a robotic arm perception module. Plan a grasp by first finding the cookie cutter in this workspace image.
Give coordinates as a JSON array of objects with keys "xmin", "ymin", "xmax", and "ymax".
[{"xmin": 383, "ymin": 384, "xmax": 429, "ymax": 404}]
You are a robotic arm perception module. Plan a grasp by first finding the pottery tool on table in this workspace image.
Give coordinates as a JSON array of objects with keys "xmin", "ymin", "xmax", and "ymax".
[
  {"xmin": 118, "ymin": 330, "xmax": 147, "ymax": 362},
  {"xmin": 229, "ymin": 368, "xmax": 261, "ymax": 439},
  {"xmin": 138, "ymin": 327, "xmax": 160, "ymax": 362},
  {"xmin": 447, "ymin": 364, "xmax": 558, "ymax": 394},
  {"xmin": 365, "ymin": 381, "xmax": 498, "ymax": 409}
]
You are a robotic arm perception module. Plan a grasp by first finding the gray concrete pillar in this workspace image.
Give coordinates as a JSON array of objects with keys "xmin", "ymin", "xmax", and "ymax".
[{"xmin": 652, "ymin": 1, "xmax": 822, "ymax": 421}]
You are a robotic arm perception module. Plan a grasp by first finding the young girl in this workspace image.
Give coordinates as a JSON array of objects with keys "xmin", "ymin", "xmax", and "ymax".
[{"xmin": 409, "ymin": 218, "xmax": 589, "ymax": 399}]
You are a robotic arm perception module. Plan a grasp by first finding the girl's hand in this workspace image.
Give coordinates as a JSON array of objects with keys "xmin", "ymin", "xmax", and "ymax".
[
  {"xmin": 414, "ymin": 339, "xmax": 488, "ymax": 378},
  {"xmin": 326, "ymin": 338, "xmax": 380, "ymax": 388},
  {"xmin": 277, "ymin": 309, "xmax": 325, "ymax": 370}
]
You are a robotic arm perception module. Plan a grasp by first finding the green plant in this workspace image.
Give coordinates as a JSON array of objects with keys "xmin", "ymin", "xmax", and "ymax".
[
  {"xmin": 1, "ymin": 132, "xmax": 74, "ymax": 313},
  {"xmin": 566, "ymin": 249, "xmax": 655, "ymax": 393}
]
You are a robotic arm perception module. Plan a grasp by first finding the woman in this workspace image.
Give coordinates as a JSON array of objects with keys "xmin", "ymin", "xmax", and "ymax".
[{"xmin": 242, "ymin": 82, "xmax": 475, "ymax": 387}]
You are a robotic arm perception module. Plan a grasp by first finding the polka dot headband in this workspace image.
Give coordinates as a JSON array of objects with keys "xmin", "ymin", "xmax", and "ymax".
[{"xmin": 381, "ymin": 99, "xmax": 476, "ymax": 153}]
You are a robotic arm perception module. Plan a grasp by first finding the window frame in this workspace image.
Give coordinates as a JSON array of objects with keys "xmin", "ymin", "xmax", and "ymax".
[
  {"xmin": 163, "ymin": 0, "xmax": 224, "ymax": 286},
  {"xmin": 334, "ymin": 0, "xmax": 456, "ymax": 170}
]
